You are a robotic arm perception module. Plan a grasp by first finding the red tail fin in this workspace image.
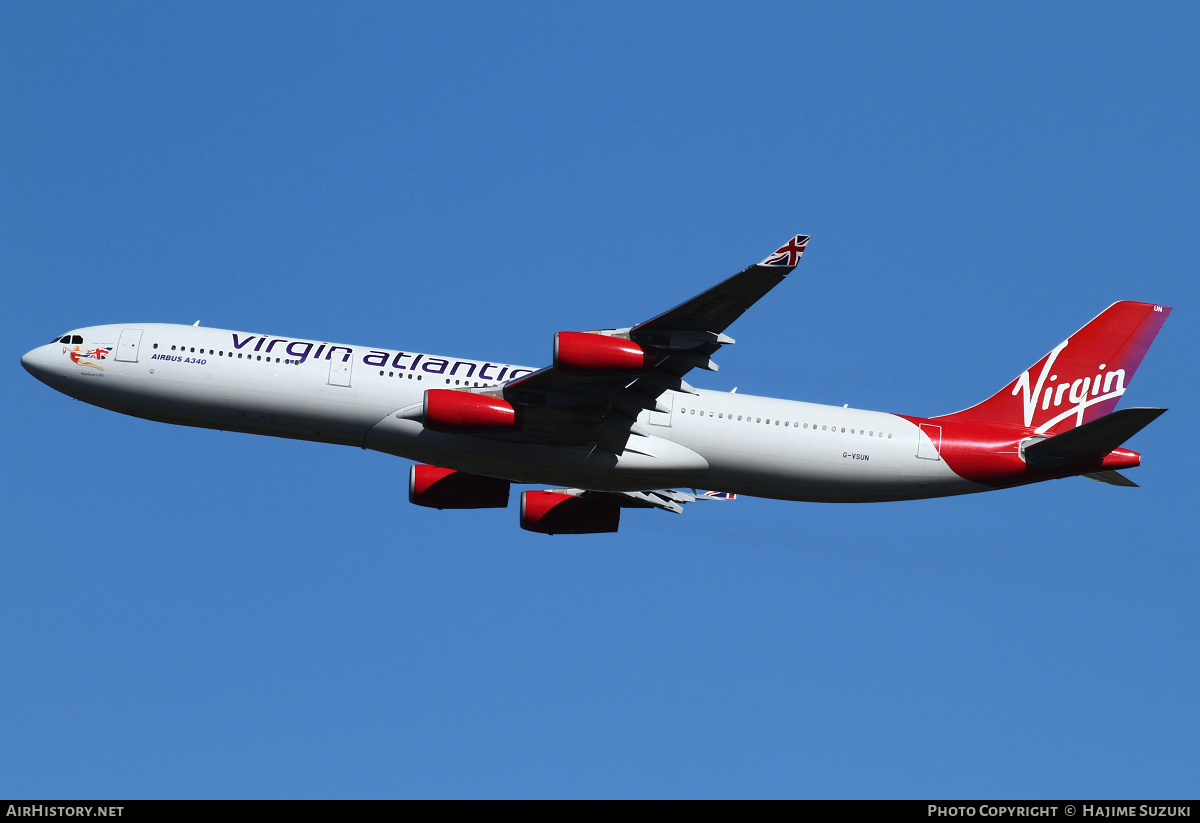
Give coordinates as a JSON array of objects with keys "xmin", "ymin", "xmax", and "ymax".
[{"xmin": 936, "ymin": 302, "xmax": 1172, "ymax": 434}]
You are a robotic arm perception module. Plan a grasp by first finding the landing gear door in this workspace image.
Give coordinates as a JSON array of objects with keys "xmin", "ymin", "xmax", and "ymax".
[
  {"xmin": 115, "ymin": 328, "xmax": 143, "ymax": 362},
  {"xmin": 328, "ymin": 355, "xmax": 352, "ymax": 387},
  {"xmin": 916, "ymin": 423, "xmax": 942, "ymax": 460}
]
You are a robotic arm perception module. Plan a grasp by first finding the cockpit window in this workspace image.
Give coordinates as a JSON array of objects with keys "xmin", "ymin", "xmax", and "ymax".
[
  {"xmin": 57, "ymin": 335, "xmax": 70, "ymax": 343},
  {"xmin": 57, "ymin": 335, "xmax": 83, "ymax": 344}
]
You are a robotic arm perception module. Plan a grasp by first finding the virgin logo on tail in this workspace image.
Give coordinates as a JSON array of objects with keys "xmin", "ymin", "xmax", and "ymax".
[
  {"xmin": 1012, "ymin": 339, "xmax": 1128, "ymax": 433},
  {"xmin": 935, "ymin": 302, "xmax": 1171, "ymax": 434}
]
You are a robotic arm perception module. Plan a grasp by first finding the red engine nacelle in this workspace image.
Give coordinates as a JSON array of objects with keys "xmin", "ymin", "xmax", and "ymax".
[
  {"xmin": 423, "ymin": 389, "xmax": 522, "ymax": 433},
  {"xmin": 409, "ymin": 465, "xmax": 511, "ymax": 509},
  {"xmin": 520, "ymin": 490, "xmax": 620, "ymax": 535},
  {"xmin": 554, "ymin": 332, "xmax": 656, "ymax": 375}
]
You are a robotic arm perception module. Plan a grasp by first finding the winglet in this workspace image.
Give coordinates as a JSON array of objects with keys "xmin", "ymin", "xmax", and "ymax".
[{"xmin": 759, "ymin": 235, "xmax": 811, "ymax": 268}]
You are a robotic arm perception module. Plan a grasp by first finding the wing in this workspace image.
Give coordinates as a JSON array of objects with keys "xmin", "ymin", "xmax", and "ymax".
[
  {"xmin": 490, "ymin": 234, "xmax": 811, "ymax": 453},
  {"xmin": 544, "ymin": 488, "xmax": 738, "ymax": 514}
]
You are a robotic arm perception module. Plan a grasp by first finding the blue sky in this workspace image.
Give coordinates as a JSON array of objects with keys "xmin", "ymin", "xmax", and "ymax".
[{"xmin": 3, "ymin": 3, "xmax": 1198, "ymax": 798}]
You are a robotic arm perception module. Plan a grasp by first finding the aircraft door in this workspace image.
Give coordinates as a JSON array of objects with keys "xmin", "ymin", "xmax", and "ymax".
[
  {"xmin": 916, "ymin": 423, "xmax": 942, "ymax": 460},
  {"xmin": 648, "ymin": 391, "xmax": 673, "ymax": 426},
  {"xmin": 115, "ymin": 328, "xmax": 143, "ymax": 362},
  {"xmin": 328, "ymin": 354, "xmax": 352, "ymax": 387}
]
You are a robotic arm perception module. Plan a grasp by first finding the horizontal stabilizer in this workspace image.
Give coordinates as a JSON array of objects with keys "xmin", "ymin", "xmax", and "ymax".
[
  {"xmin": 1023, "ymin": 407, "xmax": 1166, "ymax": 464},
  {"xmin": 1082, "ymin": 470, "xmax": 1139, "ymax": 487}
]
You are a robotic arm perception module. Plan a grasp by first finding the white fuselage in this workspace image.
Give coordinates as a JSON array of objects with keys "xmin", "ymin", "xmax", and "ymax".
[{"xmin": 23, "ymin": 323, "xmax": 979, "ymax": 502}]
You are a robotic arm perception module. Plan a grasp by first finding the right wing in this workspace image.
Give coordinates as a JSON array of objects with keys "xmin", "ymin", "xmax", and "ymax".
[{"xmin": 495, "ymin": 234, "xmax": 811, "ymax": 453}]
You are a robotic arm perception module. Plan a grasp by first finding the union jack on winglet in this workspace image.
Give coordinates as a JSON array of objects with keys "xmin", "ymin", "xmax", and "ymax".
[{"xmin": 759, "ymin": 235, "xmax": 810, "ymax": 267}]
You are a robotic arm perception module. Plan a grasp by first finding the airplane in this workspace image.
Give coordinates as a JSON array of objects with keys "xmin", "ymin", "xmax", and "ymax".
[{"xmin": 22, "ymin": 235, "xmax": 1173, "ymax": 534}]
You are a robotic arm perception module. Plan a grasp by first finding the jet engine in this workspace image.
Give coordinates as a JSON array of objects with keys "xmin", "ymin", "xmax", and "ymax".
[
  {"xmin": 423, "ymin": 389, "xmax": 522, "ymax": 433},
  {"xmin": 409, "ymin": 464, "xmax": 511, "ymax": 509},
  {"xmin": 519, "ymin": 490, "xmax": 620, "ymax": 535},
  {"xmin": 553, "ymin": 332, "xmax": 656, "ymax": 375}
]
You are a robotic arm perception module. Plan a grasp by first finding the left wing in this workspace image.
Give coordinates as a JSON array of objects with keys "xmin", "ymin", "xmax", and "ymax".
[
  {"xmin": 547, "ymin": 487, "xmax": 738, "ymax": 514},
  {"xmin": 486, "ymin": 234, "xmax": 811, "ymax": 453},
  {"xmin": 520, "ymin": 486, "xmax": 737, "ymax": 534}
]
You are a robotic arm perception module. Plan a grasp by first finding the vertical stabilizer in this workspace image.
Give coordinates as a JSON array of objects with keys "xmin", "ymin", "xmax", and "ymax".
[{"xmin": 936, "ymin": 302, "xmax": 1171, "ymax": 434}]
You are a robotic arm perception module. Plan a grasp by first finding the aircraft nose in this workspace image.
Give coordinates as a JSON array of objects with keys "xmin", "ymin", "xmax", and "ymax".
[{"xmin": 22, "ymin": 345, "xmax": 54, "ymax": 383}]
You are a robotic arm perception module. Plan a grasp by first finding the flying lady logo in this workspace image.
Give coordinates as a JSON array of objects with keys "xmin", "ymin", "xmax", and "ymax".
[
  {"xmin": 1011, "ymin": 338, "xmax": 1127, "ymax": 433},
  {"xmin": 64, "ymin": 345, "xmax": 109, "ymax": 371}
]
